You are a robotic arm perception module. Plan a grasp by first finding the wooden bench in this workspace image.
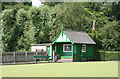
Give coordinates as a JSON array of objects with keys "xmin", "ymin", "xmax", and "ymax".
[{"xmin": 34, "ymin": 56, "xmax": 52, "ymax": 63}]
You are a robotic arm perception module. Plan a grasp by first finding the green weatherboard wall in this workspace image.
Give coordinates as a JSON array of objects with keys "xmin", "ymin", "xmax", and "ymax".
[
  {"xmin": 55, "ymin": 43, "xmax": 94, "ymax": 61},
  {"xmin": 55, "ymin": 43, "xmax": 73, "ymax": 58},
  {"xmin": 86, "ymin": 44, "xmax": 94, "ymax": 58},
  {"xmin": 75, "ymin": 44, "xmax": 82, "ymax": 61},
  {"xmin": 46, "ymin": 46, "xmax": 51, "ymax": 59},
  {"xmin": 52, "ymin": 29, "xmax": 95, "ymax": 61},
  {"xmin": 75, "ymin": 44, "xmax": 94, "ymax": 61}
]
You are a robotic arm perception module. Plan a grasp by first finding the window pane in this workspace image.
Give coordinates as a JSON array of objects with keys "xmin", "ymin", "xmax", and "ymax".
[
  {"xmin": 64, "ymin": 45, "xmax": 72, "ymax": 52},
  {"xmin": 82, "ymin": 45, "xmax": 86, "ymax": 52}
]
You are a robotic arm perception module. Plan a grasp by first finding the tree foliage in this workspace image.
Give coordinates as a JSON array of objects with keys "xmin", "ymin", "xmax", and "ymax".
[
  {"xmin": 16, "ymin": 9, "xmax": 36, "ymax": 51},
  {"xmin": 2, "ymin": 2, "xmax": 32, "ymax": 10},
  {"xmin": 100, "ymin": 21, "xmax": 120, "ymax": 51},
  {"xmin": 1, "ymin": 9, "xmax": 15, "ymax": 51},
  {"xmin": 49, "ymin": 3, "xmax": 92, "ymax": 42},
  {"xmin": 88, "ymin": 30, "xmax": 102, "ymax": 49},
  {"xmin": 1, "ymin": 2, "xmax": 120, "ymax": 52},
  {"xmin": 29, "ymin": 6, "xmax": 51, "ymax": 43}
]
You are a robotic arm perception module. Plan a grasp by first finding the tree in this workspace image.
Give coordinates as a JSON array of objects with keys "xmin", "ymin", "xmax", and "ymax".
[
  {"xmin": 101, "ymin": 2, "xmax": 120, "ymax": 21},
  {"xmin": 1, "ymin": 4, "xmax": 33, "ymax": 52},
  {"xmin": 83, "ymin": 2, "xmax": 104, "ymax": 12},
  {"xmin": 100, "ymin": 21, "xmax": 120, "ymax": 51},
  {"xmin": 0, "ymin": 2, "xmax": 2, "ymax": 52},
  {"xmin": 29, "ymin": 7, "xmax": 43, "ymax": 44},
  {"xmin": 16, "ymin": 9, "xmax": 36, "ymax": 51},
  {"xmin": 2, "ymin": 2, "xmax": 32, "ymax": 10},
  {"xmin": 88, "ymin": 29, "xmax": 102, "ymax": 49},
  {"xmin": 49, "ymin": 3, "xmax": 97, "ymax": 42},
  {"xmin": 39, "ymin": 6, "xmax": 51, "ymax": 43},
  {"xmin": 1, "ymin": 9, "xmax": 15, "ymax": 51},
  {"xmin": 110, "ymin": 2, "xmax": 120, "ymax": 20},
  {"xmin": 0, "ymin": 13, "xmax": 3, "ymax": 52},
  {"xmin": 1, "ymin": 2, "xmax": 120, "ymax": 52},
  {"xmin": 44, "ymin": 2, "xmax": 63, "ymax": 7},
  {"xmin": 29, "ymin": 6, "xmax": 51, "ymax": 44}
]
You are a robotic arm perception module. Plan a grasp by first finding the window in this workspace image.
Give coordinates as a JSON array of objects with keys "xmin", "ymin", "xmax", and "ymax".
[
  {"xmin": 82, "ymin": 44, "xmax": 86, "ymax": 52},
  {"xmin": 63, "ymin": 44, "xmax": 72, "ymax": 52}
]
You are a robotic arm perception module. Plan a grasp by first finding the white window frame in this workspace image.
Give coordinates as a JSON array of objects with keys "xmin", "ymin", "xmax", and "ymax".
[
  {"xmin": 63, "ymin": 44, "xmax": 72, "ymax": 52},
  {"xmin": 82, "ymin": 44, "xmax": 86, "ymax": 52}
]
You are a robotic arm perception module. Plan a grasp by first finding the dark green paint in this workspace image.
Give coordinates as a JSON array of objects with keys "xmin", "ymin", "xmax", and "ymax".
[
  {"xmin": 46, "ymin": 46, "xmax": 50, "ymax": 59},
  {"xmin": 75, "ymin": 44, "xmax": 82, "ymax": 61},
  {"xmin": 53, "ymin": 43, "xmax": 95, "ymax": 61},
  {"xmin": 72, "ymin": 44, "xmax": 74, "ymax": 59},
  {"xmin": 86, "ymin": 44, "xmax": 94, "ymax": 58},
  {"xmin": 75, "ymin": 44, "xmax": 94, "ymax": 61},
  {"xmin": 55, "ymin": 43, "xmax": 73, "ymax": 58},
  {"xmin": 52, "ymin": 27, "xmax": 95, "ymax": 61}
]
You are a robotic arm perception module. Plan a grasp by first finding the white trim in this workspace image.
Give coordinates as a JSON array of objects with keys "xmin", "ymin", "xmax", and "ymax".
[
  {"xmin": 82, "ymin": 44, "xmax": 86, "ymax": 52},
  {"xmin": 63, "ymin": 44, "xmax": 72, "ymax": 52},
  {"xmin": 50, "ymin": 46, "xmax": 52, "ymax": 59}
]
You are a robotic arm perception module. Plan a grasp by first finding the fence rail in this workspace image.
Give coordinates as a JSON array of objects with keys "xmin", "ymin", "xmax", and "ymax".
[{"xmin": 1, "ymin": 51, "xmax": 47, "ymax": 63}]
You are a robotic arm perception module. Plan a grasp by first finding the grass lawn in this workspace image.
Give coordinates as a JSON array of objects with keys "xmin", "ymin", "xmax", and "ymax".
[{"xmin": 1, "ymin": 61, "xmax": 118, "ymax": 77}]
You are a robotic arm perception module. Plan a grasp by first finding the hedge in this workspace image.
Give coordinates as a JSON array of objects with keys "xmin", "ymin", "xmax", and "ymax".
[{"xmin": 94, "ymin": 51, "xmax": 120, "ymax": 61}]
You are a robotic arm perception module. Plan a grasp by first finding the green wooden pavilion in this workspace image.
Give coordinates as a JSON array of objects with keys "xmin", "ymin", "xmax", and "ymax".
[{"xmin": 52, "ymin": 25, "xmax": 96, "ymax": 62}]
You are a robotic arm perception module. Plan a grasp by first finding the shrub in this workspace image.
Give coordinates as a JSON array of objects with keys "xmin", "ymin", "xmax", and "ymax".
[{"xmin": 95, "ymin": 51, "xmax": 120, "ymax": 61}]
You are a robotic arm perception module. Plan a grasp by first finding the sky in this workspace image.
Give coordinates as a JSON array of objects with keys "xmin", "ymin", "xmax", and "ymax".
[{"xmin": 32, "ymin": 0, "xmax": 43, "ymax": 7}]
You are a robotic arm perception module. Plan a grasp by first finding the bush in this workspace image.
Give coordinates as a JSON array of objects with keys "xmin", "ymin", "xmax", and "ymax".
[{"xmin": 95, "ymin": 51, "xmax": 120, "ymax": 61}]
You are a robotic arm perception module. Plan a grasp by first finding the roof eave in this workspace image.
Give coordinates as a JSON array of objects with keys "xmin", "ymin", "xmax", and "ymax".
[{"xmin": 73, "ymin": 42, "xmax": 96, "ymax": 45}]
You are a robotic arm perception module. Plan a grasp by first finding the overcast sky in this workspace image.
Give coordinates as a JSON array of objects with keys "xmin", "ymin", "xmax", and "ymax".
[{"xmin": 32, "ymin": 0, "xmax": 43, "ymax": 7}]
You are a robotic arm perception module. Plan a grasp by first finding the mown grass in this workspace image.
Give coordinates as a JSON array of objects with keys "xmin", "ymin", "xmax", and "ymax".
[{"xmin": 1, "ymin": 61, "xmax": 118, "ymax": 77}]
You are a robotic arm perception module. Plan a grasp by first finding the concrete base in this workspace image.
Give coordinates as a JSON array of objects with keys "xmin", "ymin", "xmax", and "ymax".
[{"xmin": 57, "ymin": 59, "xmax": 73, "ymax": 63}]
